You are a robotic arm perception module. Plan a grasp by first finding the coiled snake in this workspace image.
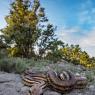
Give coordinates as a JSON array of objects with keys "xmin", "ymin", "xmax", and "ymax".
[{"xmin": 22, "ymin": 69, "xmax": 87, "ymax": 95}]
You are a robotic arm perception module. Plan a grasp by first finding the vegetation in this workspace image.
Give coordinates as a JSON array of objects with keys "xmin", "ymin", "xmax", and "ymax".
[
  {"xmin": 61, "ymin": 44, "xmax": 95, "ymax": 68},
  {"xmin": 0, "ymin": 0, "xmax": 95, "ymax": 74},
  {"xmin": 1, "ymin": 0, "xmax": 63, "ymax": 59},
  {"xmin": 0, "ymin": 57, "xmax": 51, "ymax": 73}
]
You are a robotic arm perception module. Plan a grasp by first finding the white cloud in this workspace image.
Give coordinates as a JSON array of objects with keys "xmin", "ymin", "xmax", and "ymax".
[
  {"xmin": 80, "ymin": 29, "xmax": 95, "ymax": 47},
  {"xmin": 78, "ymin": 0, "xmax": 95, "ymax": 56},
  {"xmin": 57, "ymin": 26, "xmax": 95, "ymax": 57},
  {"xmin": 79, "ymin": 28, "xmax": 95, "ymax": 56},
  {"xmin": 57, "ymin": 26, "xmax": 84, "ymax": 45}
]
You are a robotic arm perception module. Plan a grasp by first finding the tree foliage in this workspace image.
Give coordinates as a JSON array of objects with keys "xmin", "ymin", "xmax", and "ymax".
[
  {"xmin": 1, "ymin": 0, "xmax": 63, "ymax": 60},
  {"xmin": 1, "ymin": 0, "xmax": 46, "ymax": 58},
  {"xmin": 61, "ymin": 44, "xmax": 95, "ymax": 68}
]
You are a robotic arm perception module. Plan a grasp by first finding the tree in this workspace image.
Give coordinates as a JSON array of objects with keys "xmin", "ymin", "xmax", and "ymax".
[
  {"xmin": 60, "ymin": 44, "xmax": 95, "ymax": 67},
  {"xmin": 45, "ymin": 39, "xmax": 64, "ymax": 62},
  {"xmin": 1, "ymin": 0, "xmax": 63, "ymax": 60},
  {"xmin": 1, "ymin": 0, "xmax": 48, "ymax": 58},
  {"xmin": 0, "ymin": 35, "xmax": 8, "ymax": 49},
  {"xmin": 61, "ymin": 44, "xmax": 71, "ymax": 61},
  {"xmin": 0, "ymin": 35, "xmax": 8, "ymax": 58},
  {"xmin": 79, "ymin": 51, "xmax": 90, "ymax": 66},
  {"xmin": 70, "ymin": 45, "xmax": 81, "ymax": 64}
]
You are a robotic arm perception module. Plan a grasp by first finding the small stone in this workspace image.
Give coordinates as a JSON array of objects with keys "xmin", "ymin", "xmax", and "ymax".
[
  {"xmin": 89, "ymin": 85, "xmax": 95, "ymax": 91},
  {"xmin": 43, "ymin": 90, "xmax": 61, "ymax": 95},
  {"xmin": 21, "ymin": 86, "xmax": 30, "ymax": 92},
  {"xmin": 20, "ymin": 86, "xmax": 29, "ymax": 95}
]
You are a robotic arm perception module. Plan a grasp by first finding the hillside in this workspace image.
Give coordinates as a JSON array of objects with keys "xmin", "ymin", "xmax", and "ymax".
[{"xmin": 0, "ymin": 60, "xmax": 95, "ymax": 95}]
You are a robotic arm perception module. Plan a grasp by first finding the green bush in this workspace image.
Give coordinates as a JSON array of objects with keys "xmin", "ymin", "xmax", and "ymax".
[
  {"xmin": 0, "ymin": 58, "xmax": 31, "ymax": 73},
  {"xmin": 0, "ymin": 49, "xmax": 8, "ymax": 58},
  {"xmin": 0, "ymin": 57, "xmax": 51, "ymax": 73},
  {"xmin": 0, "ymin": 58, "xmax": 14, "ymax": 72}
]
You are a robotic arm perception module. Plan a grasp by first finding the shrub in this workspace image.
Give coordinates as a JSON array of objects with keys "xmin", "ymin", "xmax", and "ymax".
[
  {"xmin": 0, "ymin": 49, "xmax": 8, "ymax": 58},
  {"xmin": 0, "ymin": 58, "xmax": 15, "ymax": 72},
  {"xmin": 0, "ymin": 58, "xmax": 30, "ymax": 73},
  {"xmin": 0, "ymin": 57, "xmax": 51, "ymax": 73}
]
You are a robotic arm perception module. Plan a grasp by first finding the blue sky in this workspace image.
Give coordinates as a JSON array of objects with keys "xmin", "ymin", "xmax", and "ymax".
[{"xmin": 0, "ymin": 0, "xmax": 95, "ymax": 57}]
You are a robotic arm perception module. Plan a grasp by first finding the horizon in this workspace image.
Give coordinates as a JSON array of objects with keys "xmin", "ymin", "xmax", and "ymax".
[{"xmin": 0, "ymin": 0, "xmax": 95, "ymax": 57}]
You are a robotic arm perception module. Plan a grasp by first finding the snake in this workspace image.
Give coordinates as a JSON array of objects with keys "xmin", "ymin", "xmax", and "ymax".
[{"xmin": 21, "ymin": 69, "xmax": 87, "ymax": 95}]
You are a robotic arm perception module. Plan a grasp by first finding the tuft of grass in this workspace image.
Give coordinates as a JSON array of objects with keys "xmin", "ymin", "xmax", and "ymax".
[
  {"xmin": 0, "ymin": 57, "xmax": 51, "ymax": 73},
  {"xmin": 0, "ymin": 58, "xmax": 15, "ymax": 72},
  {"xmin": 0, "ymin": 58, "xmax": 32, "ymax": 73}
]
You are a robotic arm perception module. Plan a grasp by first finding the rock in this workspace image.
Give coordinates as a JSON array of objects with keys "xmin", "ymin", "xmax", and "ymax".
[
  {"xmin": 89, "ymin": 85, "xmax": 95, "ymax": 91},
  {"xmin": 43, "ymin": 90, "xmax": 61, "ymax": 95},
  {"xmin": 16, "ymin": 82, "xmax": 24, "ymax": 92},
  {"xmin": 0, "ymin": 83, "xmax": 20, "ymax": 95},
  {"xmin": 0, "ymin": 70, "xmax": 95, "ymax": 95},
  {"xmin": 0, "ymin": 72, "xmax": 26, "ymax": 95},
  {"xmin": 21, "ymin": 86, "xmax": 30, "ymax": 92},
  {"xmin": 20, "ymin": 86, "xmax": 30, "ymax": 95},
  {"xmin": 0, "ymin": 73, "xmax": 21, "ymax": 83}
]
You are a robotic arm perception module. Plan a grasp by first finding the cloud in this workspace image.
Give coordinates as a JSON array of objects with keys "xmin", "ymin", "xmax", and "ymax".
[
  {"xmin": 57, "ymin": 0, "xmax": 95, "ymax": 57},
  {"xmin": 80, "ymin": 28, "xmax": 95, "ymax": 47},
  {"xmin": 57, "ymin": 26, "xmax": 85, "ymax": 45},
  {"xmin": 57, "ymin": 26, "xmax": 95, "ymax": 57},
  {"xmin": 79, "ymin": 28, "xmax": 95, "ymax": 56}
]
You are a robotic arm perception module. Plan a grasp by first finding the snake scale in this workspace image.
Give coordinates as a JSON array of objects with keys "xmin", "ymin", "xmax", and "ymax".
[{"xmin": 22, "ymin": 69, "xmax": 87, "ymax": 95}]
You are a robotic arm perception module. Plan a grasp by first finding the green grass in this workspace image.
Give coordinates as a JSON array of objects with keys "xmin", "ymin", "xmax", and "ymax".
[{"xmin": 0, "ymin": 57, "xmax": 51, "ymax": 73}]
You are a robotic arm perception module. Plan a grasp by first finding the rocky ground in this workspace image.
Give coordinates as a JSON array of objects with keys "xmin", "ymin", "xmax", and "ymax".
[{"xmin": 0, "ymin": 61, "xmax": 95, "ymax": 95}]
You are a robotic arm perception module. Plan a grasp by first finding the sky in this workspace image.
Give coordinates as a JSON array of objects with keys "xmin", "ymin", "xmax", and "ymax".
[{"xmin": 0, "ymin": 0, "xmax": 95, "ymax": 57}]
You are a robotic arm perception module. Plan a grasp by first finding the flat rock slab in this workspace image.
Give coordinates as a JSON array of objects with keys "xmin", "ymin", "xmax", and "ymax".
[
  {"xmin": 0, "ymin": 72, "xmax": 29, "ymax": 95},
  {"xmin": 0, "ymin": 72, "xmax": 21, "ymax": 83}
]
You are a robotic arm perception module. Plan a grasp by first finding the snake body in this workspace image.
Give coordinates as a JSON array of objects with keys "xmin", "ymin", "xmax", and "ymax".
[
  {"xmin": 22, "ymin": 70, "xmax": 87, "ymax": 94},
  {"xmin": 47, "ymin": 70, "xmax": 76, "ymax": 93}
]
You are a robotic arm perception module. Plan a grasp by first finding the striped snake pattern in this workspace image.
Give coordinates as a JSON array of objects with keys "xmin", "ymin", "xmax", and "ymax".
[{"xmin": 22, "ymin": 70, "xmax": 87, "ymax": 95}]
